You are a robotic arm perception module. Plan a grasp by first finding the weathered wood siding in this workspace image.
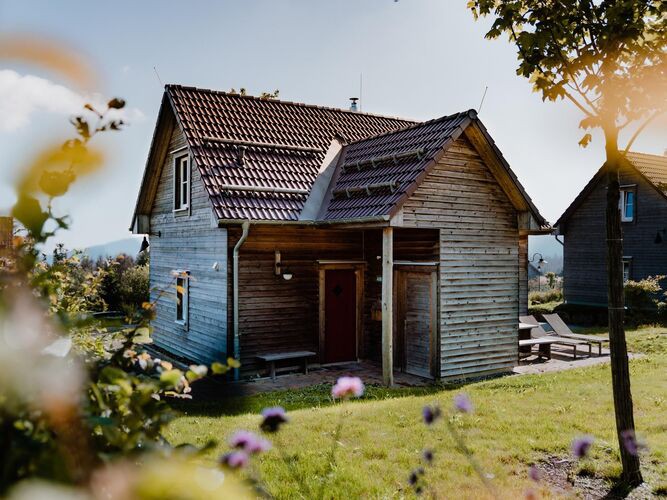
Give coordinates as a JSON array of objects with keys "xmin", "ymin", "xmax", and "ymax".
[
  {"xmin": 519, "ymin": 235, "xmax": 528, "ymax": 315},
  {"xmin": 562, "ymin": 165, "xmax": 667, "ymax": 305},
  {"xmin": 228, "ymin": 226, "xmax": 363, "ymax": 377},
  {"xmin": 402, "ymin": 135, "xmax": 519, "ymax": 380},
  {"xmin": 149, "ymin": 126, "xmax": 228, "ymax": 364}
]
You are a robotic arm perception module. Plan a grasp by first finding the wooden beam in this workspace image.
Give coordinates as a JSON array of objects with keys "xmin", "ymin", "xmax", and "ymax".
[{"xmin": 382, "ymin": 226, "xmax": 394, "ymax": 386}]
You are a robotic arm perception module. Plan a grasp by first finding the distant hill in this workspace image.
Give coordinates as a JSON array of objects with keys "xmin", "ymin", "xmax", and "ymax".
[{"xmin": 82, "ymin": 237, "xmax": 144, "ymax": 261}]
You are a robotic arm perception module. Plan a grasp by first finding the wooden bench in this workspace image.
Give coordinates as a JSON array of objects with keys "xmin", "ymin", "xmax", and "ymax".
[
  {"xmin": 519, "ymin": 338, "xmax": 560, "ymax": 360},
  {"xmin": 257, "ymin": 351, "xmax": 317, "ymax": 380}
]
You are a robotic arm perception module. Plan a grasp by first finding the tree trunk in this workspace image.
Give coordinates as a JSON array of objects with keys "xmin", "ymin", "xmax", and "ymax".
[{"xmin": 603, "ymin": 129, "xmax": 643, "ymax": 486}]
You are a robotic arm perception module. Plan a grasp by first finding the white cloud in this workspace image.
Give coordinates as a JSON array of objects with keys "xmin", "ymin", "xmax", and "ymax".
[{"xmin": 0, "ymin": 69, "xmax": 143, "ymax": 133}]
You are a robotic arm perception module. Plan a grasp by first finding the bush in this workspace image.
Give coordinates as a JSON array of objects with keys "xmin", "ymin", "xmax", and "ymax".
[
  {"xmin": 624, "ymin": 275, "xmax": 666, "ymax": 324},
  {"xmin": 118, "ymin": 264, "xmax": 149, "ymax": 315},
  {"xmin": 529, "ymin": 289, "xmax": 563, "ymax": 305}
]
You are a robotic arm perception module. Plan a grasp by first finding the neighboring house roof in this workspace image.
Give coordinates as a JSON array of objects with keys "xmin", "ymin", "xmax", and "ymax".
[
  {"xmin": 555, "ymin": 151, "xmax": 667, "ymax": 229},
  {"xmin": 132, "ymin": 85, "xmax": 548, "ymax": 229},
  {"xmin": 626, "ymin": 151, "xmax": 667, "ymax": 192}
]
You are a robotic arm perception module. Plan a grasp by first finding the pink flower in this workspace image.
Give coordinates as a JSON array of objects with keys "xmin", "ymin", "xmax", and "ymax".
[
  {"xmin": 528, "ymin": 464, "xmax": 540, "ymax": 482},
  {"xmin": 331, "ymin": 376, "xmax": 364, "ymax": 399},
  {"xmin": 219, "ymin": 450, "xmax": 249, "ymax": 469},
  {"xmin": 229, "ymin": 430, "xmax": 271, "ymax": 454},
  {"xmin": 261, "ymin": 406, "xmax": 289, "ymax": 433},
  {"xmin": 571, "ymin": 435, "xmax": 594, "ymax": 459},
  {"xmin": 453, "ymin": 393, "xmax": 473, "ymax": 414},
  {"xmin": 621, "ymin": 430, "xmax": 646, "ymax": 456}
]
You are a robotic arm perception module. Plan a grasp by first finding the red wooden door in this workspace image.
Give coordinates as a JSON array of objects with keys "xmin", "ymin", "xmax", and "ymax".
[{"xmin": 324, "ymin": 269, "xmax": 357, "ymax": 363}]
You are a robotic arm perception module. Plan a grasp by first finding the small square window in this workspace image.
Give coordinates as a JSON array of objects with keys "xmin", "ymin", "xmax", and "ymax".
[
  {"xmin": 619, "ymin": 189, "xmax": 635, "ymax": 222},
  {"xmin": 174, "ymin": 155, "xmax": 190, "ymax": 211}
]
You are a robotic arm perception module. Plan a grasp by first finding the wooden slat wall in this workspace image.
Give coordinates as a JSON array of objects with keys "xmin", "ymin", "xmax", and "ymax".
[
  {"xmin": 402, "ymin": 136, "xmax": 519, "ymax": 380},
  {"xmin": 149, "ymin": 126, "xmax": 228, "ymax": 364},
  {"xmin": 519, "ymin": 235, "xmax": 528, "ymax": 315},
  {"xmin": 563, "ymin": 164, "xmax": 667, "ymax": 305},
  {"xmin": 228, "ymin": 226, "xmax": 364, "ymax": 377}
]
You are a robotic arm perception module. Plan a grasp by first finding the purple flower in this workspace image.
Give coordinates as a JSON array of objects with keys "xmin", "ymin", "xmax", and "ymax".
[
  {"xmin": 229, "ymin": 430, "xmax": 271, "ymax": 454},
  {"xmin": 453, "ymin": 393, "xmax": 473, "ymax": 414},
  {"xmin": 408, "ymin": 467, "xmax": 424, "ymax": 485},
  {"xmin": 422, "ymin": 449, "xmax": 434, "ymax": 464},
  {"xmin": 261, "ymin": 406, "xmax": 289, "ymax": 433},
  {"xmin": 571, "ymin": 435, "xmax": 594, "ymax": 459},
  {"xmin": 332, "ymin": 376, "xmax": 365, "ymax": 399},
  {"xmin": 621, "ymin": 430, "xmax": 645, "ymax": 456},
  {"xmin": 528, "ymin": 464, "xmax": 540, "ymax": 482},
  {"xmin": 219, "ymin": 450, "xmax": 249, "ymax": 469},
  {"xmin": 422, "ymin": 405, "xmax": 441, "ymax": 425}
]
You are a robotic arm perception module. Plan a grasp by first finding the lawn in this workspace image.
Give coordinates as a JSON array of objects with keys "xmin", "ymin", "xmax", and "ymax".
[{"xmin": 165, "ymin": 327, "xmax": 667, "ymax": 498}]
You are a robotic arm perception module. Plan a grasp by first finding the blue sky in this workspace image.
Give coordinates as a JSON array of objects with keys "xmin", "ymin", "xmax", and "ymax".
[{"xmin": 0, "ymin": 0, "xmax": 665, "ymax": 252}]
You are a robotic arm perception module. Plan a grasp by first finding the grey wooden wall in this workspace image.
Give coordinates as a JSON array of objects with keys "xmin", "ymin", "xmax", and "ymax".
[
  {"xmin": 149, "ymin": 126, "xmax": 228, "ymax": 364},
  {"xmin": 402, "ymin": 135, "xmax": 520, "ymax": 380},
  {"xmin": 562, "ymin": 165, "xmax": 667, "ymax": 306}
]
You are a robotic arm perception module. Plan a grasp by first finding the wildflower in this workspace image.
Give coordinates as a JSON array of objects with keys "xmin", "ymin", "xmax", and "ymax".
[
  {"xmin": 219, "ymin": 450, "xmax": 249, "ymax": 469},
  {"xmin": 260, "ymin": 406, "xmax": 289, "ymax": 433},
  {"xmin": 621, "ymin": 430, "xmax": 646, "ymax": 456},
  {"xmin": 229, "ymin": 430, "xmax": 271, "ymax": 454},
  {"xmin": 528, "ymin": 464, "xmax": 540, "ymax": 482},
  {"xmin": 453, "ymin": 393, "xmax": 473, "ymax": 414},
  {"xmin": 422, "ymin": 449, "xmax": 434, "ymax": 464},
  {"xmin": 524, "ymin": 489, "xmax": 537, "ymax": 500},
  {"xmin": 422, "ymin": 405, "xmax": 441, "ymax": 425},
  {"xmin": 408, "ymin": 467, "xmax": 424, "ymax": 485},
  {"xmin": 571, "ymin": 435, "xmax": 594, "ymax": 459},
  {"xmin": 331, "ymin": 376, "xmax": 365, "ymax": 399}
]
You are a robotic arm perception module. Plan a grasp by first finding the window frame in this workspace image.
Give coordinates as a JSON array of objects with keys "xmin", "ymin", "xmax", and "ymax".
[
  {"xmin": 619, "ymin": 187, "xmax": 636, "ymax": 223},
  {"xmin": 622, "ymin": 257, "xmax": 632, "ymax": 283},
  {"xmin": 173, "ymin": 154, "xmax": 190, "ymax": 213},
  {"xmin": 174, "ymin": 271, "xmax": 190, "ymax": 326}
]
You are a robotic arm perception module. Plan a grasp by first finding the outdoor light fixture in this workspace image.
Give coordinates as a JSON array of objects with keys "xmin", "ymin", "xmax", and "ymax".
[
  {"xmin": 529, "ymin": 252, "xmax": 547, "ymax": 270},
  {"xmin": 274, "ymin": 250, "xmax": 293, "ymax": 280},
  {"xmin": 655, "ymin": 228, "xmax": 666, "ymax": 244}
]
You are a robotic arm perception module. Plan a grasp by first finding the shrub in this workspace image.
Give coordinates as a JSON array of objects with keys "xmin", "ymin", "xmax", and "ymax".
[
  {"xmin": 529, "ymin": 289, "xmax": 563, "ymax": 305},
  {"xmin": 118, "ymin": 264, "xmax": 149, "ymax": 315}
]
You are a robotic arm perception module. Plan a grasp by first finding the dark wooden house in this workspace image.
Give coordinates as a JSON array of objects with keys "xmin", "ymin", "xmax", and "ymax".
[
  {"xmin": 555, "ymin": 152, "xmax": 667, "ymax": 306},
  {"xmin": 132, "ymin": 85, "xmax": 548, "ymax": 383}
]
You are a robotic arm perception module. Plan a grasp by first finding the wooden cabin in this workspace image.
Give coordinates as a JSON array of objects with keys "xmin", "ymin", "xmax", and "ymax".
[
  {"xmin": 555, "ymin": 152, "xmax": 667, "ymax": 306},
  {"xmin": 132, "ymin": 85, "xmax": 548, "ymax": 383}
]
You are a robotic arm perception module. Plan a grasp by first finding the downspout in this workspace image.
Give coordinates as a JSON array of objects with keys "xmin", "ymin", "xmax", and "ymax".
[
  {"xmin": 554, "ymin": 235, "xmax": 564, "ymax": 246},
  {"xmin": 232, "ymin": 220, "xmax": 250, "ymax": 380}
]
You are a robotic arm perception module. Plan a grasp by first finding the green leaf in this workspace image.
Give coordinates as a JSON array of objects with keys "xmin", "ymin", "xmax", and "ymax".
[
  {"xmin": 160, "ymin": 369, "xmax": 183, "ymax": 387},
  {"xmin": 211, "ymin": 362, "xmax": 229, "ymax": 375},
  {"xmin": 133, "ymin": 326, "xmax": 152, "ymax": 344}
]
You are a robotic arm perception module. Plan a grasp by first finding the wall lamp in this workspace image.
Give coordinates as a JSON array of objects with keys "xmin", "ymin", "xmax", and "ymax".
[
  {"xmin": 529, "ymin": 252, "xmax": 547, "ymax": 271},
  {"xmin": 139, "ymin": 231, "xmax": 161, "ymax": 253},
  {"xmin": 274, "ymin": 250, "xmax": 293, "ymax": 281},
  {"xmin": 655, "ymin": 228, "xmax": 666, "ymax": 244}
]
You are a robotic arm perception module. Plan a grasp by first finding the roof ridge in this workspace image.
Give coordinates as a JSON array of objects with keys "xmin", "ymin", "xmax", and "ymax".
[
  {"xmin": 165, "ymin": 83, "xmax": 417, "ymax": 124},
  {"xmin": 343, "ymin": 109, "xmax": 477, "ymax": 146}
]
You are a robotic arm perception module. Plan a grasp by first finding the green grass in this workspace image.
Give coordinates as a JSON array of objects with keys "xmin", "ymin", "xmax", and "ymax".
[{"xmin": 165, "ymin": 327, "xmax": 667, "ymax": 498}]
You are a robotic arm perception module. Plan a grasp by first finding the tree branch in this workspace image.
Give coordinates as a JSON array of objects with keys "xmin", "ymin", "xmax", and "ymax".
[{"xmin": 622, "ymin": 111, "xmax": 663, "ymax": 154}]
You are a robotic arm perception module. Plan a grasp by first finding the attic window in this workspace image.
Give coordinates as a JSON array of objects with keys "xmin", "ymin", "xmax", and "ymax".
[
  {"xmin": 174, "ymin": 155, "xmax": 190, "ymax": 211},
  {"xmin": 619, "ymin": 189, "xmax": 635, "ymax": 222}
]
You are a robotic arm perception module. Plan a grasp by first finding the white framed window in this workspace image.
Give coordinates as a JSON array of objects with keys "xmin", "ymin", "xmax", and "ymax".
[
  {"xmin": 175, "ymin": 272, "xmax": 189, "ymax": 325},
  {"xmin": 174, "ymin": 155, "xmax": 190, "ymax": 211},
  {"xmin": 619, "ymin": 189, "xmax": 635, "ymax": 222},
  {"xmin": 622, "ymin": 258, "xmax": 632, "ymax": 283}
]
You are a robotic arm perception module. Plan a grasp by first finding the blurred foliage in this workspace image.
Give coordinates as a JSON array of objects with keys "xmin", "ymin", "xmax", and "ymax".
[{"xmin": 0, "ymin": 94, "xmax": 243, "ymax": 498}]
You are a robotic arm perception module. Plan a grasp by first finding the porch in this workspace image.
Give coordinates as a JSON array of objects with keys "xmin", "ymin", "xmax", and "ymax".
[{"xmin": 231, "ymin": 224, "xmax": 442, "ymax": 384}]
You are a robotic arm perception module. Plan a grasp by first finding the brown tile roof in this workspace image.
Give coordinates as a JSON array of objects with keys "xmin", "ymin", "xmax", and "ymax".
[
  {"xmin": 555, "ymin": 151, "xmax": 667, "ymax": 228},
  {"xmin": 166, "ymin": 85, "xmax": 415, "ymax": 221},
  {"xmin": 319, "ymin": 111, "xmax": 474, "ymax": 220},
  {"xmin": 626, "ymin": 151, "xmax": 667, "ymax": 193}
]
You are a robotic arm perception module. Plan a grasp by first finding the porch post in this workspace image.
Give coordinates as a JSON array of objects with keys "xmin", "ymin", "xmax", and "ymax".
[{"xmin": 382, "ymin": 227, "xmax": 393, "ymax": 386}]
